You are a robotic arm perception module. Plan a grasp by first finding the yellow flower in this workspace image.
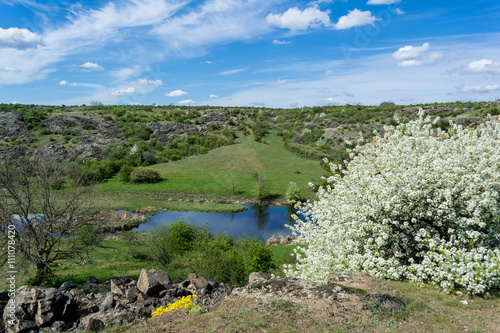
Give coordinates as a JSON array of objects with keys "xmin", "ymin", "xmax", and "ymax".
[{"xmin": 151, "ymin": 295, "xmax": 201, "ymax": 317}]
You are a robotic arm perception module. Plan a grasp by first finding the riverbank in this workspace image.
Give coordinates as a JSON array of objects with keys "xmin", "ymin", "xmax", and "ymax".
[{"xmin": 90, "ymin": 190, "xmax": 290, "ymax": 215}]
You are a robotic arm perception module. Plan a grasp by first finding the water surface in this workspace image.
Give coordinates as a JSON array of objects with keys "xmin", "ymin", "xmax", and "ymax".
[{"xmin": 133, "ymin": 205, "xmax": 297, "ymax": 240}]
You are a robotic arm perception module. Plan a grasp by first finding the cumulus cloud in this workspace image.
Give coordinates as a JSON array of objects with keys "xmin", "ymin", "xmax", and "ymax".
[
  {"xmin": 0, "ymin": 66, "xmax": 19, "ymax": 72},
  {"xmin": 166, "ymin": 89, "xmax": 188, "ymax": 97},
  {"xmin": 219, "ymin": 68, "xmax": 247, "ymax": 75},
  {"xmin": 459, "ymin": 83, "xmax": 500, "ymax": 93},
  {"xmin": 318, "ymin": 97, "xmax": 346, "ymax": 106},
  {"xmin": 392, "ymin": 42, "xmax": 430, "ymax": 61},
  {"xmin": 325, "ymin": 69, "xmax": 334, "ymax": 75},
  {"xmin": 467, "ymin": 59, "xmax": 500, "ymax": 74},
  {"xmin": 178, "ymin": 99, "xmax": 196, "ymax": 104},
  {"xmin": 79, "ymin": 62, "xmax": 104, "ymax": 71},
  {"xmin": 367, "ymin": 0, "xmax": 401, "ymax": 4},
  {"xmin": 209, "ymin": 94, "xmax": 219, "ymax": 98},
  {"xmin": 272, "ymin": 39, "xmax": 292, "ymax": 45},
  {"xmin": 266, "ymin": 6, "xmax": 332, "ymax": 31},
  {"xmin": 392, "ymin": 42, "xmax": 442, "ymax": 67},
  {"xmin": 0, "ymin": 27, "xmax": 45, "ymax": 49},
  {"xmin": 394, "ymin": 8, "xmax": 405, "ymax": 15},
  {"xmin": 59, "ymin": 80, "xmax": 103, "ymax": 88},
  {"xmin": 334, "ymin": 9, "xmax": 378, "ymax": 30}
]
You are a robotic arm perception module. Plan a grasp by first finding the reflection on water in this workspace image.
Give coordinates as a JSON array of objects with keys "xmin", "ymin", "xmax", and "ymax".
[{"xmin": 133, "ymin": 205, "xmax": 297, "ymax": 240}]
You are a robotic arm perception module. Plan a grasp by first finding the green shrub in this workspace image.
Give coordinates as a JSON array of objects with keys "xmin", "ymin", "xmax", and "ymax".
[
  {"xmin": 149, "ymin": 220, "xmax": 198, "ymax": 266},
  {"xmin": 118, "ymin": 164, "xmax": 134, "ymax": 183},
  {"xmin": 129, "ymin": 167, "xmax": 161, "ymax": 183}
]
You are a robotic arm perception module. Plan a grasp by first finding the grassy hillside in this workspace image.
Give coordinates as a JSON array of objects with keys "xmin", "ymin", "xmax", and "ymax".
[{"xmin": 98, "ymin": 132, "xmax": 327, "ymax": 200}]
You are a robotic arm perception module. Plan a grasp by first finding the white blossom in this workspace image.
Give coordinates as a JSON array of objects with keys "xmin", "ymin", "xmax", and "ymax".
[{"xmin": 285, "ymin": 113, "xmax": 500, "ymax": 294}]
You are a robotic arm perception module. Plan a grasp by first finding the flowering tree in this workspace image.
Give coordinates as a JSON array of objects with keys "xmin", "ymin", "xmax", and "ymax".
[{"xmin": 285, "ymin": 113, "xmax": 500, "ymax": 294}]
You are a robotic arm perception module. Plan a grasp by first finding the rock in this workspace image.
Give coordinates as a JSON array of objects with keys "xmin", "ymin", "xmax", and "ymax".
[
  {"xmin": 35, "ymin": 288, "xmax": 65, "ymax": 327},
  {"xmin": 137, "ymin": 269, "xmax": 171, "ymax": 296},
  {"xmin": 17, "ymin": 134, "xmax": 32, "ymax": 143},
  {"xmin": 249, "ymin": 272, "xmax": 271, "ymax": 284},
  {"xmin": 0, "ymin": 112, "xmax": 28, "ymax": 140},
  {"xmin": 51, "ymin": 321, "xmax": 65, "ymax": 331},
  {"xmin": 79, "ymin": 316, "xmax": 104, "ymax": 332},
  {"xmin": 59, "ymin": 281, "xmax": 77, "ymax": 291},
  {"xmin": 110, "ymin": 280, "xmax": 124, "ymax": 295},
  {"xmin": 125, "ymin": 287, "xmax": 140, "ymax": 303},
  {"xmin": 87, "ymin": 276, "xmax": 98, "ymax": 284},
  {"xmin": 100, "ymin": 294, "xmax": 115, "ymax": 312}
]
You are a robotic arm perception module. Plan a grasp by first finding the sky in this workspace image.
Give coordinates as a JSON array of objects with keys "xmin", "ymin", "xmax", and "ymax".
[{"xmin": 0, "ymin": 0, "xmax": 499, "ymax": 107}]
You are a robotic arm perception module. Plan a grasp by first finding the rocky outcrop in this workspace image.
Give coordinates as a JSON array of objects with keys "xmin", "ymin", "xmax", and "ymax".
[
  {"xmin": 0, "ymin": 271, "xmax": 231, "ymax": 333},
  {"xmin": 31, "ymin": 145, "xmax": 75, "ymax": 162},
  {"xmin": 145, "ymin": 122, "xmax": 199, "ymax": 143},
  {"xmin": 43, "ymin": 116, "xmax": 98, "ymax": 134},
  {"xmin": 0, "ymin": 112, "xmax": 28, "ymax": 140}
]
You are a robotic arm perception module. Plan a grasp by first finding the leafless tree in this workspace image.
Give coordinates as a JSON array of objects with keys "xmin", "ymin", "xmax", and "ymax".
[{"xmin": 0, "ymin": 159, "xmax": 99, "ymax": 279}]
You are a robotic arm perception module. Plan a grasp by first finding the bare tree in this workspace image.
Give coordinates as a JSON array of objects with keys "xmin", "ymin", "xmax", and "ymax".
[{"xmin": 0, "ymin": 159, "xmax": 99, "ymax": 280}]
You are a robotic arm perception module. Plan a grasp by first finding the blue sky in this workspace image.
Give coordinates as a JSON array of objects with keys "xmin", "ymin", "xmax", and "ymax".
[{"xmin": 0, "ymin": 0, "xmax": 499, "ymax": 107}]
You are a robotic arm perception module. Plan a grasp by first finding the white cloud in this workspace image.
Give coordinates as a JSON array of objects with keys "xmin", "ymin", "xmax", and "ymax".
[
  {"xmin": 272, "ymin": 39, "xmax": 292, "ymax": 45},
  {"xmin": 132, "ymin": 78, "xmax": 164, "ymax": 87},
  {"xmin": 0, "ymin": 27, "xmax": 45, "ymax": 49},
  {"xmin": 109, "ymin": 87, "xmax": 136, "ymax": 96},
  {"xmin": 467, "ymin": 59, "xmax": 500, "ymax": 74},
  {"xmin": 392, "ymin": 42, "xmax": 441, "ymax": 67},
  {"xmin": 0, "ymin": 66, "xmax": 19, "ymax": 72},
  {"xmin": 334, "ymin": 9, "xmax": 378, "ymax": 30},
  {"xmin": 367, "ymin": 0, "xmax": 401, "ymax": 4},
  {"xmin": 78, "ymin": 62, "xmax": 104, "ymax": 71},
  {"xmin": 397, "ymin": 60, "xmax": 424, "ymax": 67},
  {"xmin": 178, "ymin": 99, "xmax": 196, "ymax": 104},
  {"xmin": 59, "ymin": 80, "xmax": 78, "ymax": 87},
  {"xmin": 11, "ymin": 101, "xmax": 21, "ymax": 104},
  {"xmin": 266, "ymin": 6, "xmax": 332, "ymax": 31},
  {"xmin": 392, "ymin": 42, "xmax": 430, "ymax": 61},
  {"xmin": 219, "ymin": 68, "xmax": 248, "ymax": 75},
  {"xmin": 166, "ymin": 89, "xmax": 188, "ymax": 97},
  {"xmin": 318, "ymin": 97, "xmax": 346, "ymax": 106},
  {"xmin": 204, "ymin": 61, "xmax": 213, "ymax": 64},
  {"xmin": 459, "ymin": 83, "xmax": 500, "ymax": 93},
  {"xmin": 325, "ymin": 70, "xmax": 334, "ymax": 75},
  {"xmin": 209, "ymin": 94, "xmax": 219, "ymax": 98},
  {"xmin": 270, "ymin": 79, "xmax": 287, "ymax": 86},
  {"xmin": 394, "ymin": 8, "xmax": 405, "ymax": 15},
  {"xmin": 59, "ymin": 80, "xmax": 103, "ymax": 88}
]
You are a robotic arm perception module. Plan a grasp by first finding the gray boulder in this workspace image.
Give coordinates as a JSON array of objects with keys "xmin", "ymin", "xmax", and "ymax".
[{"xmin": 137, "ymin": 269, "xmax": 171, "ymax": 296}]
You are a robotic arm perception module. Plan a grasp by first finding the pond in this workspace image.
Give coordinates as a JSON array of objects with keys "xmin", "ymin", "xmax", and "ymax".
[{"xmin": 133, "ymin": 205, "xmax": 299, "ymax": 241}]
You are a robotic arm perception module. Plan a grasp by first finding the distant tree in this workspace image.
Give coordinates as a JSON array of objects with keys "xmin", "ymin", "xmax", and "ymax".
[
  {"xmin": 228, "ymin": 174, "xmax": 238, "ymax": 195},
  {"xmin": 254, "ymin": 173, "xmax": 269, "ymax": 200},
  {"xmin": 379, "ymin": 101, "xmax": 395, "ymax": 106}
]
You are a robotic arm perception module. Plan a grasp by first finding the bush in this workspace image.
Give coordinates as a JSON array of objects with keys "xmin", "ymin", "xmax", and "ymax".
[
  {"xmin": 129, "ymin": 167, "xmax": 161, "ymax": 183},
  {"xmin": 149, "ymin": 220, "xmax": 276, "ymax": 285},
  {"xmin": 285, "ymin": 181, "xmax": 302, "ymax": 203},
  {"xmin": 118, "ymin": 164, "xmax": 134, "ymax": 183},
  {"xmin": 285, "ymin": 113, "xmax": 500, "ymax": 294}
]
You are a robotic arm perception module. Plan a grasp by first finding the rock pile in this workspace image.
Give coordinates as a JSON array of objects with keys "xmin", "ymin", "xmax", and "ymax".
[{"xmin": 0, "ymin": 269, "xmax": 231, "ymax": 333}]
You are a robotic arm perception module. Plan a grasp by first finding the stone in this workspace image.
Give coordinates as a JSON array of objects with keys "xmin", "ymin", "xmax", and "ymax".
[
  {"xmin": 87, "ymin": 276, "xmax": 98, "ymax": 284},
  {"xmin": 110, "ymin": 280, "xmax": 124, "ymax": 295},
  {"xmin": 59, "ymin": 281, "xmax": 78, "ymax": 291},
  {"xmin": 137, "ymin": 269, "xmax": 171, "ymax": 296},
  {"xmin": 100, "ymin": 294, "xmax": 115, "ymax": 312},
  {"xmin": 249, "ymin": 272, "xmax": 271, "ymax": 284},
  {"xmin": 79, "ymin": 316, "xmax": 104, "ymax": 332},
  {"xmin": 125, "ymin": 287, "xmax": 140, "ymax": 303}
]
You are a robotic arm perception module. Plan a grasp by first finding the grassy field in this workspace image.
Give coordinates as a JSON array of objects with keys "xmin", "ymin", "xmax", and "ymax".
[{"xmin": 97, "ymin": 132, "xmax": 327, "ymax": 200}]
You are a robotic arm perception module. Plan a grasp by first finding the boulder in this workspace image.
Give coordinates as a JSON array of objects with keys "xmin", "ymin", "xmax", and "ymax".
[
  {"xmin": 110, "ymin": 280, "xmax": 124, "ymax": 295},
  {"xmin": 125, "ymin": 287, "xmax": 140, "ymax": 303},
  {"xmin": 248, "ymin": 272, "xmax": 271, "ymax": 284},
  {"xmin": 99, "ymin": 294, "xmax": 115, "ymax": 312},
  {"xmin": 87, "ymin": 276, "xmax": 98, "ymax": 284},
  {"xmin": 59, "ymin": 281, "xmax": 77, "ymax": 291},
  {"xmin": 137, "ymin": 269, "xmax": 171, "ymax": 296}
]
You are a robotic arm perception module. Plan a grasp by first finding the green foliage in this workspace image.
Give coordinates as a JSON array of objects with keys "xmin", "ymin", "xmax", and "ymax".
[
  {"xmin": 285, "ymin": 181, "xmax": 302, "ymax": 203},
  {"xmin": 26, "ymin": 266, "xmax": 63, "ymax": 288},
  {"xmin": 284, "ymin": 142, "xmax": 333, "ymax": 160},
  {"xmin": 118, "ymin": 123, "xmax": 153, "ymax": 140},
  {"xmin": 118, "ymin": 164, "xmax": 134, "ymax": 183},
  {"xmin": 129, "ymin": 167, "xmax": 162, "ymax": 183},
  {"xmin": 76, "ymin": 224, "xmax": 104, "ymax": 247},
  {"xmin": 149, "ymin": 220, "xmax": 276, "ymax": 285},
  {"xmin": 149, "ymin": 220, "xmax": 198, "ymax": 266},
  {"xmin": 254, "ymin": 173, "xmax": 270, "ymax": 200},
  {"xmin": 22, "ymin": 108, "xmax": 49, "ymax": 130}
]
